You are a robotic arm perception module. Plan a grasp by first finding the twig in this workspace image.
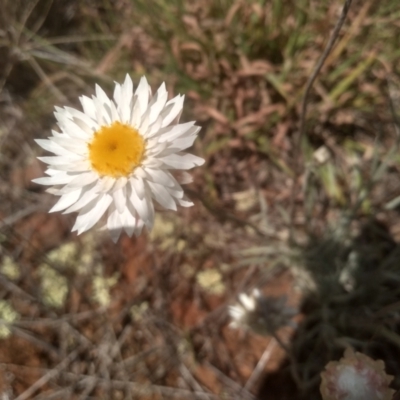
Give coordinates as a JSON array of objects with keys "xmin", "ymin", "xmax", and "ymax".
[
  {"xmin": 11, "ymin": 326, "xmax": 59, "ymax": 361},
  {"xmin": 289, "ymin": 0, "xmax": 353, "ymax": 243},
  {"xmin": 31, "ymin": 387, "xmax": 73, "ymax": 400},
  {"xmin": 77, "ymin": 376, "xmax": 97, "ymax": 400},
  {"xmin": 0, "ymin": 204, "xmax": 46, "ymax": 230},
  {"xmin": 185, "ymin": 188, "xmax": 270, "ymax": 238},
  {"xmin": 14, "ymin": 348, "xmax": 80, "ymax": 400},
  {"xmin": 108, "ymin": 324, "xmax": 134, "ymax": 399},
  {"xmin": 376, "ymin": 325, "xmax": 400, "ymax": 349},
  {"xmin": 204, "ymin": 362, "xmax": 256, "ymax": 400},
  {"xmin": 27, "ymin": 56, "xmax": 68, "ymax": 102},
  {"xmin": 80, "ymin": 375, "xmax": 222, "ymax": 399},
  {"xmin": 243, "ymin": 338, "xmax": 277, "ymax": 391},
  {"xmin": 298, "ymin": 0, "xmax": 353, "ymax": 143},
  {"xmin": 386, "ymin": 75, "xmax": 400, "ymax": 145},
  {"xmin": 113, "ymin": 346, "xmax": 162, "ymax": 370},
  {"xmin": 272, "ymin": 332, "xmax": 303, "ymax": 390},
  {"xmin": 3, "ymin": 363, "xmax": 223, "ymax": 400},
  {"xmin": 0, "ymin": 274, "xmax": 37, "ymax": 302},
  {"xmin": 179, "ymin": 363, "xmax": 207, "ymax": 393},
  {"xmin": 13, "ymin": 307, "xmax": 107, "ymax": 328}
]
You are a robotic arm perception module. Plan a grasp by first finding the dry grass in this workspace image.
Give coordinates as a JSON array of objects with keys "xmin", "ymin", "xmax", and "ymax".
[{"xmin": 0, "ymin": 0, "xmax": 400, "ymax": 398}]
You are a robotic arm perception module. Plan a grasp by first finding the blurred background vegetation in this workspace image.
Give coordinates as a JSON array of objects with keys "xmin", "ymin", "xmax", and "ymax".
[{"xmin": 1, "ymin": 0, "xmax": 400, "ymax": 398}]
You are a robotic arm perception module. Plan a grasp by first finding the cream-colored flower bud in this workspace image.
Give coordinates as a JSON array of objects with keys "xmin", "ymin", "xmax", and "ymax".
[{"xmin": 320, "ymin": 348, "xmax": 395, "ymax": 400}]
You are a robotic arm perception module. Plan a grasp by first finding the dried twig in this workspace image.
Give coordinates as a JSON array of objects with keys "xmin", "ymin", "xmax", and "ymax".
[
  {"xmin": 386, "ymin": 75, "xmax": 400, "ymax": 144},
  {"xmin": 289, "ymin": 0, "xmax": 353, "ymax": 243},
  {"xmin": 204, "ymin": 362, "xmax": 256, "ymax": 400},
  {"xmin": 14, "ymin": 348, "xmax": 80, "ymax": 400},
  {"xmin": 243, "ymin": 338, "xmax": 277, "ymax": 391},
  {"xmin": 11, "ymin": 326, "xmax": 60, "ymax": 361},
  {"xmin": 298, "ymin": 0, "xmax": 353, "ymax": 143},
  {"xmin": 179, "ymin": 363, "xmax": 207, "ymax": 393},
  {"xmin": 185, "ymin": 188, "xmax": 272, "ymax": 238},
  {"xmin": 4, "ymin": 363, "xmax": 222, "ymax": 400},
  {"xmin": 274, "ymin": 332, "xmax": 304, "ymax": 389},
  {"xmin": 0, "ymin": 204, "xmax": 46, "ymax": 230}
]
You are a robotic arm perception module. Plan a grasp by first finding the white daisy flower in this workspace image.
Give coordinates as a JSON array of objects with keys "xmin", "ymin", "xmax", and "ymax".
[{"xmin": 33, "ymin": 75, "xmax": 204, "ymax": 242}]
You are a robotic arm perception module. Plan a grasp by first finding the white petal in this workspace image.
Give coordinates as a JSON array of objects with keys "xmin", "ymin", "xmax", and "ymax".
[
  {"xmin": 161, "ymin": 95, "xmax": 184, "ymax": 127},
  {"xmin": 178, "ymin": 172, "xmax": 193, "ymax": 184},
  {"xmin": 50, "ymin": 136, "xmax": 88, "ymax": 156},
  {"xmin": 57, "ymin": 114, "xmax": 92, "ymax": 140},
  {"xmin": 109, "ymin": 100, "xmax": 120, "ymax": 123},
  {"xmin": 135, "ymin": 76, "xmax": 150, "ymax": 116},
  {"xmin": 142, "ymin": 158, "xmax": 163, "ymax": 169},
  {"xmin": 159, "ymin": 153, "xmax": 205, "ymax": 170},
  {"xmin": 92, "ymin": 95, "xmax": 111, "ymax": 126},
  {"xmin": 72, "ymin": 193, "xmax": 113, "ymax": 235},
  {"xmin": 44, "ymin": 168, "xmax": 60, "ymax": 176},
  {"xmin": 107, "ymin": 202, "xmax": 137, "ymax": 240},
  {"xmin": 110, "ymin": 228, "xmax": 122, "ymax": 243},
  {"xmin": 64, "ymin": 189, "xmax": 99, "ymax": 214},
  {"xmin": 129, "ymin": 181, "xmax": 153, "ymax": 228},
  {"xmin": 64, "ymin": 107, "xmax": 98, "ymax": 132},
  {"xmin": 32, "ymin": 174, "xmax": 73, "ymax": 186},
  {"xmin": 171, "ymin": 135, "xmax": 198, "ymax": 151},
  {"xmin": 64, "ymin": 171, "xmax": 98, "ymax": 188},
  {"xmin": 152, "ymin": 138, "xmax": 199, "ymax": 157},
  {"xmin": 46, "ymin": 187, "xmax": 65, "ymax": 195},
  {"xmin": 145, "ymin": 114, "xmax": 164, "ymax": 139},
  {"xmin": 54, "ymin": 106, "xmax": 64, "ymax": 115},
  {"xmin": 52, "ymin": 182, "xmax": 91, "ymax": 195},
  {"xmin": 130, "ymin": 97, "xmax": 141, "ymax": 128},
  {"xmin": 139, "ymin": 108, "xmax": 150, "ymax": 136},
  {"xmin": 92, "ymin": 176, "xmax": 115, "ymax": 193},
  {"xmin": 50, "ymin": 189, "xmax": 82, "ymax": 212},
  {"xmin": 121, "ymin": 74, "xmax": 134, "ymax": 123},
  {"xmin": 158, "ymin": 122, "xmax": 197, "ymax": 143},
  {"xmin": 146, "ymin": 137, "xmax": 167, "ymax": 153},
  {"xmin": 167, "ymin": 186, "xmax": 184, "ymax": 199},
  {"xmin": 113, "ymin": 185, "xmax": 127, "ymax": 213},
  {"xmin": 50, "ymin": 160, "xmax": 91, "ymax": 172},
  {"xmin": 130, "ymin": 177, "xmax": 145, "ymax": 199},
  {"xmin": 95, "ymin": 84, "xmax": 111, "ymax": 108},
  {"xmin": 72, "ymin": 116, "xmax": 95, "ymax": 135},
  {"xmin": 35, "ymin": 139, "xmax": 76, "ymax": 157},
  {"xmin": 149, "ymin": 85, "xmax": 168, "ymax": 125},
  {"xmin": 134, "ymin": 217, "xmax": 144, "ymax": 236},
  {"xmin": 143, "ymin": 168, "xmax": 175, "ymax": 187},
  {"xmin": 133, "ymin": 166, "xmax": 147, "ymax": 179},
  {"xmin": 50, "ymin": 129, "xmax": 64, "ymax": 138},
  {"xmin": 122, "ymin": 206, "xmax": 137, "ymax": 237},
  {"xmin": 80, "ymin": 95, "xmax": 97, "ymax": 120},
  {"xmin": 147, "ymin": 181, "xmax": 177, "ymax": 211},
  {"xmin": 113, "ymin": 177, "xmax": 128, "ymax": 192},
  {"xmin": 38, "ymin": 155, "xmax": 84, "ymax": 166},
  {"xmin": 122, "ymin": 74, "xmax": 133, "ymax": 99},
  {"xmin": 161, "ymin": 171, "xmax": 182, "ymax": 190},
  {"xmin": 107, "ymin": 205, "xmax": 123, "ymax": 242},
  {"xmin": 177, "ymin": 196, "xmax": 194, "ymax": 207},
  {"xmin": 113, "ymin": 83, "xmax": 122, "ymax": 106}
]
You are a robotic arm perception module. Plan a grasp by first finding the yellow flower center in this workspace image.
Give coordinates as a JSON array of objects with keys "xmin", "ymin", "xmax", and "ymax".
[{"xmin": 88, "ymin": 122, "xmax": 145, "ymax": 178}]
